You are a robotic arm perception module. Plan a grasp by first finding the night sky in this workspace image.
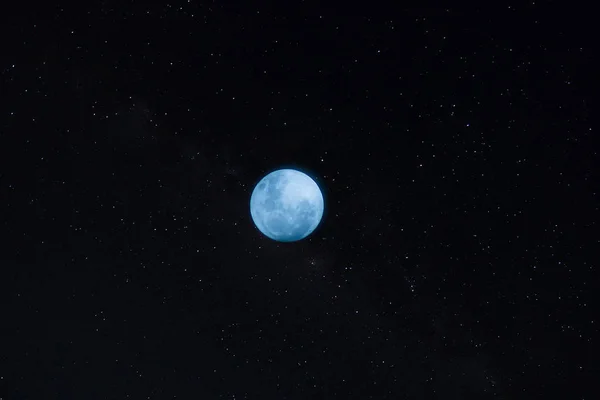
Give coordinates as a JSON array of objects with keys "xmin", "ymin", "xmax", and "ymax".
[{"xmin": 1, "ymin": 2, "xmax": 596, "ymax": 399}]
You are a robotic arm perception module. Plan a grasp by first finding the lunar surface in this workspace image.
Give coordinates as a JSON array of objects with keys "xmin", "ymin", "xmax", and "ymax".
[{"xmin": 250, "ymin": 169, "xmax": 324, "ymax": 242}]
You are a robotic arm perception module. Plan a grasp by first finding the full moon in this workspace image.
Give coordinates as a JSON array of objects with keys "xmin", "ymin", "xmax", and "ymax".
[{"xmin": 250, "ymin": 168, "xmax": 325, "ymax": 242}]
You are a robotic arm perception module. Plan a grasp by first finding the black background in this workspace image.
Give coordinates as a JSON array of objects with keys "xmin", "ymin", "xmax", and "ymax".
[{"xmin": 0, "ymin": 2, "xmax": 596, "ymax": 399}]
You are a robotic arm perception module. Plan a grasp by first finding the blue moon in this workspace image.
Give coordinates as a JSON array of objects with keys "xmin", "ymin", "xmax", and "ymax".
[{"xmin": 250, "ymin": 169, "xmax": 324, "ymax": 242}]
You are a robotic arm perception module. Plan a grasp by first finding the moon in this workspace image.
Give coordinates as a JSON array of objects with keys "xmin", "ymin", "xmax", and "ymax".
[{"xmin": 250, "ymin": 168, "xmax": 325, "ymax": 242}]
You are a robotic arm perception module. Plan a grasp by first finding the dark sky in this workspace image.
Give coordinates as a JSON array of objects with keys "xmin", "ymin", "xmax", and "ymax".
[{"xmin": 0, "ymin": 2, "xmax": 596, "ymax": 399}]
